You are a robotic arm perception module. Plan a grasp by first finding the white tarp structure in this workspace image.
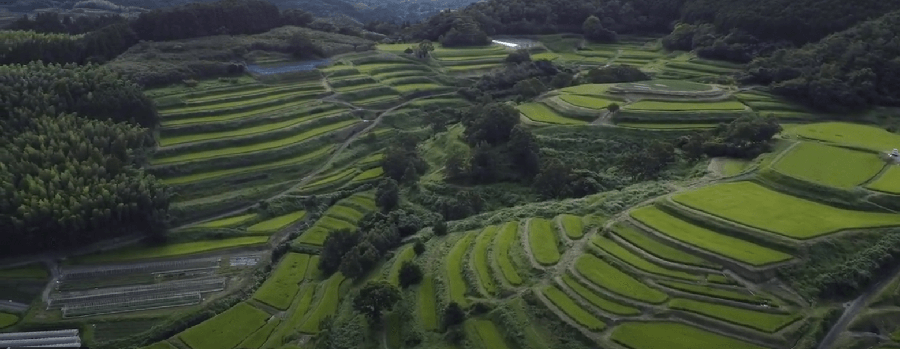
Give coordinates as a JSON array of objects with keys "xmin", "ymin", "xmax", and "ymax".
[
  {"xmin": 0, "ymin": 329, "xmax": 81, "ymax": 348},
  {"xmin": 492, "ymin": 40, "xmax": 519, "ymax": 48}
]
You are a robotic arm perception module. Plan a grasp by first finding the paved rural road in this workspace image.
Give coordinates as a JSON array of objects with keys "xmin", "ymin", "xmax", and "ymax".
[{"xmin": 817, "ymin": 265, "xmax": 900, "ymax": 349}]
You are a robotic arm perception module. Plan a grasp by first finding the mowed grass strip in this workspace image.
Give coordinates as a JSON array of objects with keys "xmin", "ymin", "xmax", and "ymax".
[
  {"xmin": 611, "ymin": 322, "xmax": 768, "ymax": 349},
  {"xmin": 562, "ymin": 274, "xmax": 640, "ymax": 316},
  {"xmin": 236, "ymin": 318, "xmax": 280, "ymax": 349},
  {"xmin": 592, "ymin": 236, "xmax": 700, "ymax": 281},
  {"xmin": 471, "ymin": 225, "xmax": 500, "ymax": 295},
  {"xmin": 493, "ymin": 222, "xmax": 523, "ymax": 285},
  {"xmin": 674, "ymin": 181, "xmax": 900, "ymax": 238},
  {"xmin": 668, "ymin": 298, "xmax": 801, "ymax": 332},
  {"xmin": 528, "ymin": 218, "xmax": 561, "ymax": 265},
  {"xmin": 624, "ymin": 100, "xmax": 745, "ymax": 111},
  {"xmin": 162, "ymin": 145, "xmax": 333, "ymax": 185},
  {"xmin": 772, "ymin": 142, "xmax": 884, "ymax": 188},
  {"xmin": 253, "ymin": 254, "xmax": 310, "ymax": 310},
  {"xmin": 575, "ymin": 254, "xmax": 668, "ymax": 304},
  {"xmin": 542, "ymin": 286, "xmax": 606, "ymax": 331},
  {"xmin": 75, "ymin": 236, "xmax": 269, "ymax": 264},
  {"xmin": 417, "ymin": 275, "xmax": 438, "ymax": 331},
  {"xmin": 159, "ymin": 108, "xmax": 343, "ymax": 146},
  {"xmin": 657, "ymin": 280, "xmax": 772, "ymax": 305},
  {"xmin": 783, "ymin": 122, "xmax": 900, "ymax": 152},
  {"xmin": 558, "ymin": 214, "xmax": 584, "ymax": 239},
  {"xmin": 153, "ymin": 120, "xmax": 358, "ymax": 165},
  {"xmin": 518, "ymin": 103, "xmax": 588, "ymax": 125},
  {"xmin": 247, "ymin": 211, "xmax": 306, "ymax": 235},
  {"xmin": 611, "ymin": 223, "xmax": 717, "ymax": 268},
  {"xmin": 299, "ymin": 272, "xmax": 346, "ymax": 333},
  {"xmin": 446, "ymin": 232, "xmax": 477, "ymax": 306},
  {"xmin": 194, "ymin": 213, "xmax": 258, "ymax": 229},
  {"xmin": 464, "ymin": 319, "xmax": 512, "ymax": 349},
  {"xmin": 867, "ymin": 166, "xmax": 900, "ymax": 194},
  {"xmin": 559, "ymin": 94, "xmax": 615, "ymax": 109},
  {"xmin": 179, "ymin": 303, "xmax": 269, "ymax": 349}
]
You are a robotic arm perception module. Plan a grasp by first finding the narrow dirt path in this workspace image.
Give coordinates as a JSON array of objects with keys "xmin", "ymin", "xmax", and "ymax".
[{"xmin": 817, "ymin": 265, "xmax": 900, "ymax": 349}]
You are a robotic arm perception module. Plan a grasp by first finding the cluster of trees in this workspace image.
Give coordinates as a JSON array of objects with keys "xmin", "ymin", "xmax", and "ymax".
[
  {"xmin": 0, "ymin": 63, "xmax": 168, "ymax": 254},
  {"xmin": 677, "ymin": 115, "xmax": 783, "ymax": 159},
  {"xmin": 580, "ymin": 64, "xmax": 649, "ymax": 84},
  {"xmin": 462, "ymin": 59, "xmax": 571, "ymax": 100},
  {"xmin": 0, "ymin": 24, "xmax": 138, "ymax": 65},
  {"xmin": 6, "ymin": 12, "xmax": 127, "ymax": 35}
]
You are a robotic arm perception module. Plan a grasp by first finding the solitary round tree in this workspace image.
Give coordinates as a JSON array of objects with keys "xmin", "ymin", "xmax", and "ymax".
[{"xmin": 353, "ymin": 280, "xmax": 402, "ymax": 324}]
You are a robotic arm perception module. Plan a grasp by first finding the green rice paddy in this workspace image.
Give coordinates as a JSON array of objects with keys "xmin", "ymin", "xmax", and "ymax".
[
  {"xmin": 624, "ymin": 100, "xmax": 746, "ymax": 111},
  {"xmin": 445, "ymin": 232, "xmax": 476, "ymax": 306},
  {"xmin": 159, "ymin": 109, "xmax": 343, "ymax": 146},
  {"xmin": 558, "ymin": 214, "xmax": 584, "ymax": 239},
  {"xmin": 0, "ymin": 312, "xmax": 18, "ymax": 329},
  {"xmin": 161, "ymin": 145, "xmax": 333, "ymax": 185},
  {"xmin": 493, "ymin": 222, "xmax": 523, "ymax": 285},
  {"xmin": 561, "ymin": 274, "xmax": 640, "ymax": 316},
  {"xmin": 193, "ymin": 213, "xmax": 258, "ymax": 229},
  {"xmin": 783, "ymin": 122, "xmax": 900, "ymax": 152},
  {"xmin": 162, "ymin": 99, "xmax": 316, "ymax": 127},
  {"xmin": 558, "ymin": 94, "xmax": 615, "ymax": 109},
  {"xmin": 387, "ymin": 246, "xmax": 416, "ymax": 287},
  {"xmin": 615, "ymin": 79, "xmax": 713, "ymax": 92},
  {"xmin": 303, "ymin": 168, "xmax": 358, "ymax": 189},
  {"xmin": 464, "ymin": 319, "xmax": 512, "ymax": 349},
  {"xmin": 0, "ymin": 263, "xmax": 49, "ymax": 279},
  {"xmin": 867, "ymin": 166, "xmax": 900, "ymax": 194},
  {"xmin": 417, "ymin": 275, "xmax": 438, "ymax": 331},
  {"xmin": 611, "ymin": 322, "xmax": 767, "ymax": 349},
  {"xmin": 246, "ymin": 211, "xmax": 307, "ymax": 234},
  {"xmin": 668, "ymin": 298, "xmax": 801, "ymax": 332},
  {"xmin": 772, "ymin": 142, "xmax": 884, "ymax": 188},
  {"xmin": 528, "ymin": 218, "xmax": 561, "ymax": 265},
  {"xmin": 610, "ymin": 223, "xmax": 717, "ymax": 268},
  {"xmin": 179, "ymin": 302, "xmax": 269, "ymax": 349},
  {"xmin": 575, "ymin": 254, "xmax": 668, "ymax": 304},
  {"xmin": 75, "ymin": 236, "xmax": 270, "ymax": 264},
  {"xmin": 471, "ymin": 225, "xmax": 500, "ymax": 295},
  {"xmin": 350, "ymin": 167, "xmax": 384, "ymax": 182},
  {"xmin": 592, "ymin": 236, "xmax": 700, "ymax": 281},
  {"xmin": 518, "ymin": 103, "xmax": 588, "ymax": 125},
  {"xmin": 298, "ymin": 273, "xmax": 345, "ymax": 333},
  {"xmin": 542, "ymin": 286, "xmax": 607, "ymax": 331},
  {"xmin": 253, "ymin": 253, "xmax": 310, "ymax": 310}
]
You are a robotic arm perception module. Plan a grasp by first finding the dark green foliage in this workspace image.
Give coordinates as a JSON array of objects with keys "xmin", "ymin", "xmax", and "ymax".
[
  {"xmin": 508, "ymin": 125, "xmax": 541, "ymax": 179},
  {"xmin": 463, "ymin": 103, "xmax": 520, "ymax": 146},
  {"xmin": 414, "ymin": 241, "xmax": 426, "ymax": 254},
  {"xmin": 415, "ymin": 40, "xmax": 435, "ymax": 59},
  {"xmin": 319, "ymin": 229, "xmax": 359, "ymax": 274},
  {"xmin": 433, "ymin": 220, "xmax": 448, "ymax": 236},
  {"xmin": 288, "ymin": 32, "xmax": 325, "ymax": 59},
  {"xmin": 550, "ymin": 72, "xmax": 574, "ymax": 89},
  {"xmin": 582, "ymin": 15, "xmax": 617, "ymax": 42},
  {"xmin": 439, "ymin": 16, "xmax": 490, "ymax": 47},
  {"xmin": 472, "ymin": 60, "xmax": 564, "ymax": 99},
  {"xmin": 353, "ymin": 281, "xmax": 402, "ymax": 323},
  {"xmin": 321, "ymin": 208, "xmax": 426, "ymax": 279},
  {"xmin": 505, "ymin": 49, "xmax": 531, "ymax": 64},
  {"xmin": 382, "ymin": 136, "xmax": 428, "ymax": 184},
  {"xmin": 130, "ymin": 0, "xmax": 281, "ymax": 42},
  {"xmin": 0, "ymin": 25, "xmax": 138, "ymax": 65},
  {"xmin": 533, "ymin": 159, "xmax": 605, "ymax": 199},
  {"xmin": 677, "ymin": 114, "xmax": 781, "ymax": 159},
  {"xmin": 398, "ymin": 261, "xmax": 423, "ymax": 288},
  {"xmin": 376, "ymin": 179, "xmax": 400, "ymax": 212},
  {"xmin": 514, "ymin": 78, "xmax": 547, "ymax": 99},
  {"xmin": 619, "ymin": 140, "xmax": 676, "ymax": 180},
  {"xmin": 607, "ymin": 103, "xmax": 620, "ymax": 112},
  {"xmin": 281, "ymin": 9, "xmax": 315, "ymax": 27},
  {"xmin": 744, "ymin": 11, "xmax": 900, "ymax": 111},
  {"xmin": 451, "ymin": 104, "xmax": 541, "ymax": 185},
  {"xmin": 581, "ymin": 65, "xmax": 650, "ymax": 84},
  {"xmin": 6, "ymin": 13, "xmax": 127, "ymax": 35},
  {"xmin": 340, "ymin": 241, "xmax": 380, "ymax": 278},
  {"xmin": 442, "ymin": 302, "xmax": 465, "ymax": 328},
  {"xmin": 661, "ymin": 23, "xmax": 773, "ymax": 63}
]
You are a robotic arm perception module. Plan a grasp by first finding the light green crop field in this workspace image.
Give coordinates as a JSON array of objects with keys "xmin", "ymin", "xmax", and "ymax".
[
  {"xmin": 75, "ymin": 236, "xmax": 269, "ymax": 264},
  {"xmin": 162, "ymin": 99, "xmax": 315, "ymax": 127},
  {"xmin": 464, "ymin": 319, "xmax": 512, "ymax": 349},
  {"xmin": 618, "ymin": 123, "xmax": 718, "ymax": 130},
  {"xmin": 325, "ymin": 205, "xmax": 365, "ymax": 223},
  {"xmin": 446, "ymin": 232, "xmax": 476, "ymax": 306},
  {"xmin": 630, "ymin": 206, "xmax": 792, "ymax": 266},
  {"xmin": 299, "ymin": 273, "xmax": 346, "ymax": 333},
  {"xmin": 446, "ymin": 63, "xmax": 502, "ymax": 71},
  {"xmin": 472, "ymin": 225, "xmax": 500, "ymax": 295},
  {"xmin": 418, "ymin": 275, "xmax": 438, "ymax": 331},
  {"xmin": 542, "ymin": 286, "xmax": 607, "ymax": 331},
  {"xmin": 558, "ymin": 94, "xmax": 615, "ymax": 109},
  {"xmin": 624, "ymin": 100, "xmax": 746, "ymax": 111},
  {"xmin": 316, "ymin": 216, "xmax": 357, "ymax": 231},
  {"xmin": 719, "ymin": 158, "xmax": 750, "ymax": 177},
  {"xmin": 592, "ymin": 236, "xmax": 700, "ymax": 281},
  {"xmin": 387, "ymin": 246, "xmax": 416, "ymax": 286},
  {"xmin": 236, "ymin": 318, "xmax": 280, "ymax": 349},
  {"xmin": 438, "ymin": 54, "xmax": 507, "ymax": 62},
  {"xmin": 562, "ymin": 273, "xmax": 640, "ymax": 316},
  {"xmin": 668, "ymin": 298, "xmax": 801, "ymax": 332},
  {"xmin": 575, "ymin": 254, "xmax": 668, "ymax": 304},
  {"xmin": 560, "ymin": 84, "xmax": 612, "ymax": 95},
  {"xmin": 182, "ymin": 83, "xmax": 320, "ymax": 104},
  {"xmin": 518, "ymin": 103, "xmax": 588, "ymax": 125},
  {"xmin": 493, "ymin": 222, "xmax": 523, "ymax": 285},
  {"xmin": 868, "ymin": 166, "xmax": 900, "ymax": 194},
  {"xmin": 304, "ymin": 168, "xmax": 358, "ymax": 188},
  {"xmin": 393, "ymin": 83, "xmax": 446, "ymax": 93},
  {"xmin": 247, "ymin": 211, "xmax": 307, "ymax": 235},
  {"xmin": 160, "ymin": 90, "xmax": 319, "ymax": 116},
  {"xmin": 784, "ymin": 122, "xmax": 900, "ymax": 152},
  {"xmin": 673, "ymin": 181, "xmax": 900, "ymax": 238},
  {"xmin": 351, "ymin": 167, "xmax": 384, "ymax": 182},
  {"xmin": 141, "ymin": 341, "xmax": 177, "ymax": 349},
  {"xmin": 265, "ymin": 284, "xmax": 314, "ymax": 347},
  {"xmin": 0, "ymin": 312, "xmax": 18, "ymax": 329},
  {"xmin": 611, "ymin": 322, "xmax": 767, "ymax": 349},
  {"xmin": 153, "ymin": 120, "xmax": 358, "ymax": 165},
  {"xmin": 159, "ymin": 108, "xmax": 342, "ymax": 146},
  {"xmin": 162, "ymin": 145, "xmax": 333, "ymax": 185},
  {"xmin": 0, "ymin": 263, "xmax": 49, "ymax": 279},
  {"xmin": 615, "ymin": 79, "xmax": 713, "ymax": 92},
  {"xmin": 610, "ymin": 223, "xmax": 717, "ymax": 268},
  {"xmin": 658, "ymin": 280, "xmax": 771, "ymax": 305},
  {"xmin": 772, "ymin": 142, "xmax": 884, "ymax": 188},
  {"xmin": 344, "ymin": 193, "xmax": 376, "ymax": 211},
  {"xmin": 179, "ymin": 302, "xmax": 269, "ymax": 349},
  {"xmin": 253, "ymin": 253, "xmax": 310, "ymax": 310},
  {"xmin": 359, "ymin": 152, "xmax": 384, "ymax": 164},
  {"xmin": 558, "ymin": 214, "xmax": 584, "ymax": 239},
  {"xmin": 528, "ymin": 218, "xmax": 561, "ymax": 265},
  {"xmin": 193, "ymin": 213, "xmax": 258, "ymax": 229}
]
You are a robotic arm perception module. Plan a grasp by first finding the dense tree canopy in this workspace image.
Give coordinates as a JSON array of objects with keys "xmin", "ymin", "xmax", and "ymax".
[{"xmin": 130, "ymin": 0, "xmax": 281, "ymax": 41}]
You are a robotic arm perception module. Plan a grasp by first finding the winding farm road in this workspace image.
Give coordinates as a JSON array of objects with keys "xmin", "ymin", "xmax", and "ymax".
[{"xmin": 816, "ymin": 265, "xmax": 900, "ymax": 349}]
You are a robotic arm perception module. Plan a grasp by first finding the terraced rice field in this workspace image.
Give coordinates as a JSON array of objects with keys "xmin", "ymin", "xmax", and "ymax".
[
  {"xmin": 387, "ymin": 246, "xmax": 416, "ymax": 286},
  {"xmin": 867, "ymin": 167, "xmax": 900, "ymax": 194},
  {"xmin": 179, "ymin": 302, "xmax": 269, "ymax": 349},
  {"xmin": 161, "ymin": 145, "xmax": 333, "ymax": 185},
  {"xmin": 558, "ymin": 214, "xmax": 584, "ymax": 239},
  {"xmin": 162, "ymin": 99, "xmax": 319, "ymax": 127},
  {"xmin": 630, "ymin": 206, "xmax": 792, "ymax": 266},
  {"xmin": 658, "ymin": 280, "xmax": 772, "ymax": 305},
  {"xmin": 393, "ymin": 83, "xmax": 447, "ymax": 93},
  {"xmin": 153, "ymin": 120, "xmax": 358, "ymax": 165},
  {"xmin": 560, "ymin": 84, "xmax": 612, "ymax": 95},
  {"xmin": 542, "ymin": 286, "xmax": 607, "ymax": 331},
  {"xmin": 611, "ymin": 322, "xmax": 767, "ymax": 349},
  {"xmin": 518, "ymin": 103, "xmax": 589, "ymax": 125},
  {"xmin": 160, "ymin": 89, "xmax": 321, "ymax": 116},
  {"xmin": 302, "ymin": 168, "xmax": 359, "ymax": 189},
  {"xmin": 493, "ymin": 222, "xmax": 523, "ymax": 285},
  {"xmin": 75, "ymin": 236, "xmax": 269, "ymax": 264},
  {"xmin": 528, "ymin": 218, "xmax": 561, "ymax": 265},
  {"xmin": 591, "ymin": 236, "xmax": 700, "ymax": 281},
  {"xmin": 668, "ymin": 298, "xmax": 801, "ymax": 332},
  {"xmin": 610, "ymin": 223, "xmax": 718, "ymax": 268},
  {"xmin": 159, "ymin": 107, "xmax": 343, "ymax": 146},
  {"xmin": 264, "ymin": 284, "xmax": 314, "ymax": 346},
  {"xmin": 298, "ymin": 273, "xmax": 345, "ymax": 333},
  {"xmin": 193, "ymin": 213, "xmax": 258, "ymax": 229},
  {"xmin": 246, "ymin": 211, "xmax": 306, "ymax": 234},
  {"xmin": 253, "ymin": 253, "xmax": 310, "ymax": 310},
  {"xmin": 237, "ymin": 318, "xmax": 280, "ymax": 349},
  {"xmin": 624, "ymin": 100, "xmax": 746, "ymax": 111},
  {"xmin": 561, "ymin": 274, "xmax": 640, "ymax": 316},
  {"xmin": 673, "ymin": 181, "xmax": 900, "ymax": 238},
  {"xmin": 558, "ymin": 94, "xmax": 615, "ymax": 109},
  {"xmin": 575, "ymin": 254, "xmax": 668, "ymax": 304},
  {"xmin": 618, "ymin": 123, "xmax": 718, "ymax": 130},
  {"xmin": 471, "ymin": 226, "xmax": 500, "ymax": 295},
  {"xmin": 783, "ymin": 122, "xmax": 900, "ymax": 152},
  {"xmin": 614, "ymin": 79, "xmax": 713, "ymax": 92},
  {"xmin": 417, "ymin": 275, "xmax": 438, "ymax": 331},
  {"xmin": 772, "ymin": 142, "xmax": 884, "ymax": 188},
  {"xmin": 446, "ymin": 232, "xmax": 476, "ymax": 306},
  {"xmin": 464, "ymin": 319, "xmax": 512, "ymax": 349}
]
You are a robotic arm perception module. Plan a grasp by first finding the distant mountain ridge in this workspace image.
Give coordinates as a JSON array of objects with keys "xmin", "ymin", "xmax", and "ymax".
[{"xmin": 0, "ymin": 0, "xmax": 482, "ymax": 23}]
